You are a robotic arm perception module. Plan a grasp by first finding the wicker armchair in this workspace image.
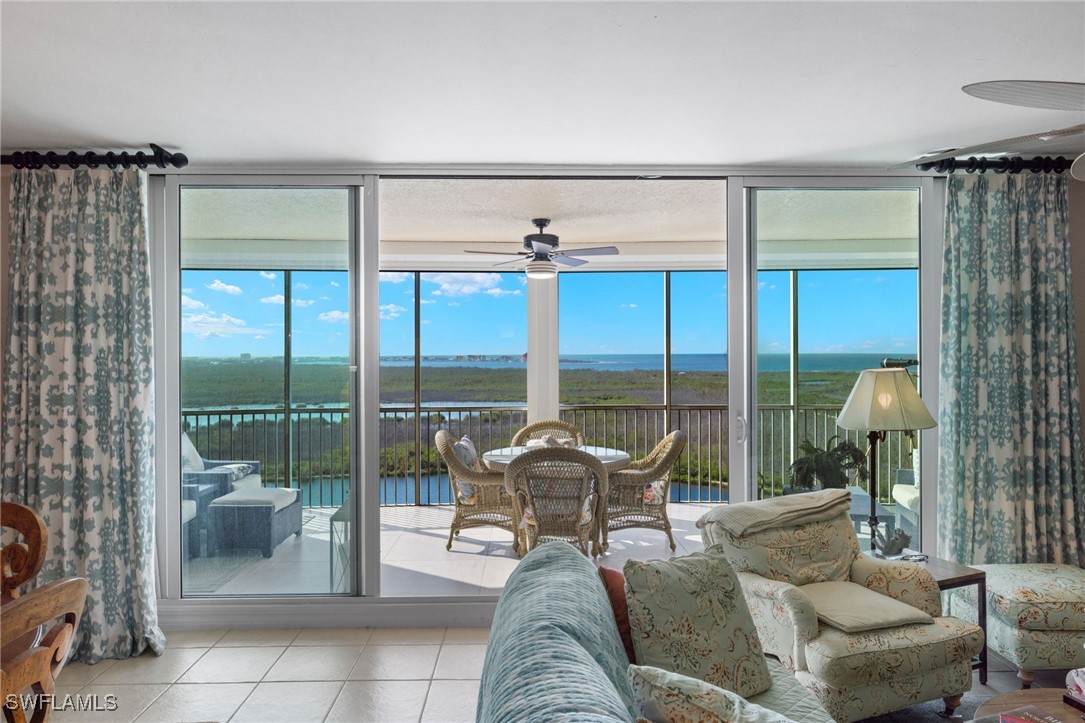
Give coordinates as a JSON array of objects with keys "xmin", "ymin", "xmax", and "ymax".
[
  {"xmin": 504, "ymin": 447, "xmax": 608, "ymax": 557},
  {"xmin": 510, "ymin": 419, "xmax": 585, "ymax": 447},
  {"xmin": 435, "ymin": 430, "xmax": 520, "ymax": 555},
  {"xmin": 604, "ymin": 429, "xmax": 686, "ymax": 551}
]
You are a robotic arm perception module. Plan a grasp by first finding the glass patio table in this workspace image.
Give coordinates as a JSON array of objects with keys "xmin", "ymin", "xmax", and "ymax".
[{"xmin": 482, "ymin": 445, "xmax": 631, "ymax": 471}]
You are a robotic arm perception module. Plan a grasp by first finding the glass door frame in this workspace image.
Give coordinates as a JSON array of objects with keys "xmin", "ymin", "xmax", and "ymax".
[
  {"xmin": 730, "ymin": 176, "xmax": 944, "ymax": 550},
  {"xmin": 155, "ymin": 174, "xmax": 374, "ymax": 600}
]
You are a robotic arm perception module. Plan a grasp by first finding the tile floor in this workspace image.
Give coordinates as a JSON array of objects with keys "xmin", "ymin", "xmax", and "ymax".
[{"xmin": 52, "ymin": 626, "xmax": 1070, "ymax": 723}]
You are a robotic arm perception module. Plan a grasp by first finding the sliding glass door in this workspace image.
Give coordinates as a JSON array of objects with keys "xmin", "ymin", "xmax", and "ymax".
[{"xmin": 177, "ymin": 182, "xmax": 359, "ymax": 596}]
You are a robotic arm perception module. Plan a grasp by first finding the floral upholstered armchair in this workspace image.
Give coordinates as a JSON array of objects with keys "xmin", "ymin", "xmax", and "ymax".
[{"xmin": 696, "ymin": 489, "xmax": 984, "ymax": 723}]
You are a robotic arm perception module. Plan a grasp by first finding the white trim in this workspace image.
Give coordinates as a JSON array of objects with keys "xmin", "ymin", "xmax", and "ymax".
[
  {"xmin": 527, "ymin": 277, "xmax": 559, "ymax": 421},
  {"xmin": 918, "ymin": 177, "xmax": 945, "ymax": 555},
  {"xmin": 359, "ymin": 176, "xmax": 381, "ymax": 596},
  {"xmin": 157, "ymin": 598, "xmax": 496, "ymax": 630},
  {"xmin": 726, "ymin": 178, "xmax": 752, "ymax": 504}
]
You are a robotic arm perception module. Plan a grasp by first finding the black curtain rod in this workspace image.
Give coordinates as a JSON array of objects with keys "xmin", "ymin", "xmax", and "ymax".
[
  {"xmin": 0, "ymin": 143, "xmax": 188, "ymax": 170},
  {"xmin": 918, "ymin": 155, "xmax": 1071, "ymax": 175}
]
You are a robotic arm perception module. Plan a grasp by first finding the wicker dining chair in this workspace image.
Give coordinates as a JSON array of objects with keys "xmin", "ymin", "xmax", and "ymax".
[
  {"xmin": 435, "ymin": 430, "xmax": 521, "ymax": 555},
  {"xmin": 504, "ymin": 447, "xmax": 608, "ymax": 557},
  {"xmin": 604, "ymin": 429, "xmax": 687, "ymax": 551},
  {"xmin": 510, "ymin": 419, "xmax": 585, "ymax": 447}
]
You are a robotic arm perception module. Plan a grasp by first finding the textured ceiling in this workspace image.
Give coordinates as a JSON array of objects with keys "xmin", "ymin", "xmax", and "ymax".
[{"xmin": 3, "ymin": 2, "xmax": 1082, "ymax": 168}]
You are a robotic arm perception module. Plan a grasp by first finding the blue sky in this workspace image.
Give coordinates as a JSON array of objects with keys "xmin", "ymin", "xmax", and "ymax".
[{"xmin": 180, "ymin": 268, "xmax": 917, "ymax": 358}]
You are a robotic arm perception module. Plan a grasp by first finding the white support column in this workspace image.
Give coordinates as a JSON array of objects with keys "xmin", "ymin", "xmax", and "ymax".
[{"xmin": 527, "ymin": 276, "xmax": 559, "ymax": 421}]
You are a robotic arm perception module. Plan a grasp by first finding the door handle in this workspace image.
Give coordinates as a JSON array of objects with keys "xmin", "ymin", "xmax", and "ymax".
[{"xmin": 735, "ymin": 416, "xmax": 747, "ymax": 443}]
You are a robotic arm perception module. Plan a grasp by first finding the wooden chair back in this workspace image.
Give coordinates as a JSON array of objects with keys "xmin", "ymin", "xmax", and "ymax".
[{"xmin": 1, "ymin": 502, "xmax": 48, "ymax": 604}]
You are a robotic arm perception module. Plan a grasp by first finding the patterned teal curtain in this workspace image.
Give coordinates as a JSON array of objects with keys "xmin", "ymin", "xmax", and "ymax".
[
  {"xmin": 938, "ymin": 173, "xmax": 1085, "ymax": 566},
  {"xmin": 2, "ymin": 168, "xmax": 165, "ymax": 662}
]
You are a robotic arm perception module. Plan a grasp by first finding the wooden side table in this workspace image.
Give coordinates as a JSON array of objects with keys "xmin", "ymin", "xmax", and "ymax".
[
  {"xmin": 974, "ymin": 688, "xmax": 1081, "ymax": 719},
  {"xmin": 902, "ymin": 551, "xmax": 988, "ymax": 685}
]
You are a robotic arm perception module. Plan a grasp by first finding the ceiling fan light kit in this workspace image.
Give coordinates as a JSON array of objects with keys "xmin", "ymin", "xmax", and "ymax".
[{"xmin": 525, "ymin": 259, "xmax": 558, "ymax": 280}]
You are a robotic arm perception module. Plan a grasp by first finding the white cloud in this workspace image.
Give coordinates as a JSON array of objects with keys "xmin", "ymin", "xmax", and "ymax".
[
  {"xmin": 379, "ymin": 304, "xmax": 406, "ymax": 320},
  {"xmin": 207, "ymin": 279, "xmax": 242, "ymax": 295},
  {"xmin": 182, "ymin": 313, "xmax": 261, "ymax": 338},
  {"xmin": 419, "ymin": 299, "xmax": 436, "ymax": 305},
  {"xmin": 180, "ymin": 295, "xmax": 207, "ymax": 310},
  {"xmin": 182, "ymin": 288, "xmax": 193, "ymax": 294},
  {"xmin": 295, "ymin": 282, "xmax": 310, "ymax": 290},
  {"xmin": 485, "ymin": 288, "xmax": 522, "ymax": 297},
  {"xmin": 380, "ymin": 272, "xmax": 411, "ymax": 283},
  {"xmin": 319, "ymin": 310, "xmax": 350, "ymax": 323},
  {"xmin": 621, "ymin": 303, "xmax": 637, "ymax": 308},
  {"xmin": 293, "ymin": 299, "xmax": 316, "ymax": 307},
  {"xmin": 422, "ymin": 320, "xmax": 432, "ymax": 325},
  {"xmin": 261, "ymin": 294, "xmax": 285, "ymax": 305},
  {"xmin": 260, "ymin": 271, "xmax": 277, "ymax": 280},
  {"xmin": 447, "ymin": 301, "xmax": 461, "ymax": 307},
  {"xmin": 254, "ymin": 335, "xmax": 265, "ymax": 340},
  {"xmin": 874, "ymin": 276, "xmax": 888, "ymax": 284},
  {"xmin": 321, "ymin": 295, "xmax": 331, "ymax": 301},
  {"xmin": 518, "ymin": 276, "xmax": 528, "ymax": 286},
  {"xmin": 421, "ymin": 272, "xmax": 502, "ymax": 297},
  {"xmin": 330, "ymin": 281, "xmax": 340, "ymax": 288}
]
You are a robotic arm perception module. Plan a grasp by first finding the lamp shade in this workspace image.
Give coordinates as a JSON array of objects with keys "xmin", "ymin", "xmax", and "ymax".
[
  {"xmin": 525, "ymin": 260, "xmax": 557, "ymax": 279},
  {"xmin": 837, "ymin": 368, "xmax": 936, "ymax": 432}
]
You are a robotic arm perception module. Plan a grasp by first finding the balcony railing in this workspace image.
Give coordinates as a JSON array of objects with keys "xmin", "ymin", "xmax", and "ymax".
[{"xmin": 181, "ymin": 403, "xmax": 914, "ymax": 508}]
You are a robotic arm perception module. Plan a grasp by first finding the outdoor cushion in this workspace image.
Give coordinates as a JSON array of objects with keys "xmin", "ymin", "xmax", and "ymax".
[
  {"xmin": 211, "ymin": 487, "xmax": 298, "ymax": 513},
  {"xmin": 804, "ymin": 616, "xmax": 984, "ymax": 688},
  {"xmin": 801, "ymin": 581, "xmax": 933, "ymax": 633},
  {"xmin": 627, "ymin": 665, "xmax": 794, "ymax": 723},
  {"xmin": 231, "ymin": 474, "xmax": 263, "ymax": 492},
  {"xmin": 181, "ymin": 499, "xmax": 197, "ymax": 525},
  {"xmin": 180, "ymin": 433, "xmax": 205, "ymax": 472},
  {"xmin": 624, "ymin": 549, "xmax": 772, "ymax": 698},
  {"xmin": 891, "ymin": 482, "xmax": 920, "ymax": 514},
  {"xmin": 452, "ymin": 435, "xmax": 480, "ymax": 501},
  {"xmin": 210, "ymin": 463, "xmax": 254, "ymax": 482},
  {"xmin": 951, "ymin": 564, "xmax": 1085, "ymax": 632}
]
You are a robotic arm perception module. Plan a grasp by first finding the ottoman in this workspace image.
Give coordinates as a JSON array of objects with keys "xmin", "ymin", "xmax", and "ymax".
[
  {"xmin": 208, "ymin": 487, "xmax": 303, "ymax": 558},
  {"xmin": 947, "ymin": 564, "xmax": 1085, "ymax": 687}
]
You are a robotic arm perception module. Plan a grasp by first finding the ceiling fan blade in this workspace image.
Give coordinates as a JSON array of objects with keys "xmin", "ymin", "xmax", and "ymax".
[
  {"xmin": 962, "ymin": 80, "xmax": 1085, "ymax": 111},
  {"xmin": 888, "ymin": 123, "xmax": 1085, "ymax": 170},
  {"xmin": 492, "ymin": 256, "xmax": 528, "ymax": 267},
  {"xmin": 531, "ymin": 239, "xmax": 555, "ymax": 255},
  {"xmin": 1072, "ymin": 152, "xmax": 1085, "ymax": 182},
  {"xmin": 559, "ymin": 246, "xmax": 620, "ymax": 257},
  {"xmin": 464, "ymin": 249, "xmax": 528, "ymax": 256},
  {"xmin": 553, "ymin": 255, "xmax": 588, "ymax": 267}
]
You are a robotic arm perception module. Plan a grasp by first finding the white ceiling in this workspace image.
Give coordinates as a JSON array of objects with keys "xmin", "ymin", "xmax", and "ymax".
[{"xmin": 2, "ymin": 1, "xmax": 1083, "ymax": 169}]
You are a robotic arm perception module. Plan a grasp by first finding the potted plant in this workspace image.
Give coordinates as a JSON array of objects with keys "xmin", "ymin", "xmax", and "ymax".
[{"xmin": 787, "ymin": 435, "xmax": 869, "ymax": 492}]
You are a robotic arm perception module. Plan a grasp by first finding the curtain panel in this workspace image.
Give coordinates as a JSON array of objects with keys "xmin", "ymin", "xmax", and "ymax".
[
  {"xmin": 938, "ymin": 172, "xmax": 1085, "ymax": 566},
  {"xmin": 2, "ymin": 168, "xmax": 164, "ymax": 662}
]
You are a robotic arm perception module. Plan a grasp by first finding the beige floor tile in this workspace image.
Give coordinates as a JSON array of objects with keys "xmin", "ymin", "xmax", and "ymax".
[
  {"xmin": 421, "ymin": 679, "xmax": 481, "ymax": 723},
  {"xmin": 441, "ymin": 627, "xmax": 490, "ymax": 645},
  {"xmin": 433, "ymin": 645, "xmax": 487, "ymax": 680},
  {"xmin": 92, "ymin": 647, "xmax": 208, "ymax": 685},
  {"xmin": 162, "ymin": 629, "xmax": 228, "ymax": 648},
  {"xmin": 133, "ymin": 682, "xmax": 254, "ymax": 722},
  {"xmin": 326, "ymin": 680, "xmax": 429, "ymax": 723},
  {"xmin": 51, "ymin": 684, "xmax": 168, "ymax": 723},
  {"xmin": 176, "ymin": 646, "xmax": 285, "ymax": 684},
  {"xmin": 385, "ymin": 531, "xmax": 488, "ymax": 561},
  {"xmin": 56, "ymin": 659, "xmax": 118, "ymax": 687},
  {"xmin": 348, "ymin": 644, "xmax": 440, "ymax": 680},
  {"xmin": 381, "ymin": 560, "xmax": 484, "ymax": 597},
  {"xmin": 230, "ymin": 681, "xmax": 342, "ymax": 723},
  {"xmin": 479, "ymin": 556, "xmax": 520, "ymax": 592},
  {"xmin": 216, "ymin": 628, "xmax": 300, "ymax": 647},
  {"xmin": 263, "ymin": 645, "xmax": 364, "ymax": 681},
  {"xmin": 367, "ymin": 628, "xmax": 446, "ymax": 645},
  {"xmin": 216, "ymin": 560, "xmax": 335, "ymax": 595},
  {"xmin": 292, "ymin": 627, "xmax": 373, "ymax": 646}
]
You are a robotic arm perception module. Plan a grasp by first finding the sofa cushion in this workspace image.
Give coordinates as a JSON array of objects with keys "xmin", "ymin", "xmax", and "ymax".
[
  {"xmin": 627, "ymin": 665, "xmax": 795, "ymax": 723},
  {"xmin": 180, "ymin": 433, "xmax": 204, "ymax": 472},
  {"xmin": 747, "ymin": 659, "xmax": 834, "ymax": 723},
  {"xmin": 801, "ymin": 581, "xmax": 934, "ymax": 633},
  {"xmin": 599, "ymin": 566, "xmax": 636, "ymax": 664},
  {"xmin": 478, "ymin": 542, "xmax": 638, "ymax": 721},
  {"xmin": 952, "ymin": 564, "xmax": 1085, "ymax": 632},
  {"xmin": 804, "ymin": 616, "xmax": 984, "ymax": 688},
  {"xmin": 211, "ymin": 487, "xmax": 298, "ymax": 513},
  {"xmin": 624, "ymin": 549, "xmax": 772, "ymax": 698}
]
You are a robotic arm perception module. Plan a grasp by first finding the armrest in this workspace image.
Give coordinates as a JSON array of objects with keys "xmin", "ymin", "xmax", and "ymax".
[
  {"xmin": 849, "ymin": 556, "xmax": 941, "ymax": 617},
  {"xmin": 181, "ymin": 468, "xmax": 232, "ymax": 497},
  {"xmin": 737, "ymin": 571, "xmax": 818, "ymax": 670}
]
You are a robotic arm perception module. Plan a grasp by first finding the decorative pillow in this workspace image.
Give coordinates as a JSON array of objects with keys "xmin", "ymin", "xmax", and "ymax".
[
  {"xmin": 209, "ymin": 463, "xmax": 254, "ymax": 482},
  {"xmin": 643, "ymin": 481, "xmax": 666, "ymax": 506},
  {"xmin": 628, "ymin": 665, "xmax": 795, "ymax": 723},
  {"xmin": 800, "ymin": 580, "xmax": 934, "ymax": 633},
  {"xmin": 232, "ymin": 475, "xmax": 263, "ymax": 492},
  {"xmin": 624, "ymin": 550, "xmax": 772, "ymax": 698},
  {"xmin": 180, "ymin": 433, "xmax": 204, "ymax": 472},
  {"xmin": 599, "ymin": 566, "xmax": 637, "ymax": 664},
  {"xmin": 452, "ymin": 435, "xmax": 481, "ymax": 501}
]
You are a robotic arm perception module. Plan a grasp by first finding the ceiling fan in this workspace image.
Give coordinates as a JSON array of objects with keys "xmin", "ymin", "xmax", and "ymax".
[
  {"xmin": 891, "ymin": 80, "xmax": 1085, "ymax": 180},
  {"xmin": 464, "ymin": 218, "xmax": 619, "ymax": 278}
]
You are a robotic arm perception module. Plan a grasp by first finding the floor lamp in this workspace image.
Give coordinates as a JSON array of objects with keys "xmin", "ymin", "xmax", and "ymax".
[{"xmin": 837, "ymin": 368, "xmax": 936, "ymax": 554}]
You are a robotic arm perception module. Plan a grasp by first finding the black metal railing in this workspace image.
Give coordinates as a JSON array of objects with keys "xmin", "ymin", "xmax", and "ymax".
[{"xmin": 181, "ymin": 403, "xmax": 914, "ymax": 508}]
